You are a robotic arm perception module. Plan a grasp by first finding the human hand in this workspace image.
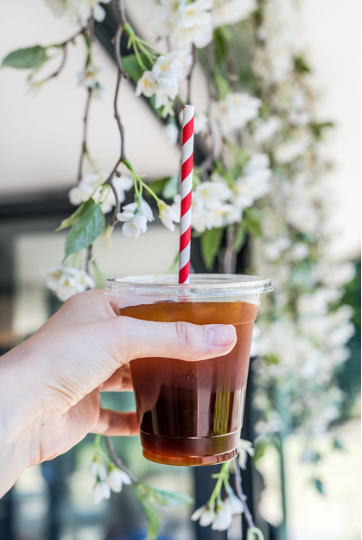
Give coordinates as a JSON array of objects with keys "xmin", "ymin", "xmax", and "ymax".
[{"xmin": 0, "ymin": 289, "xmax": 237, "ymax": 497}]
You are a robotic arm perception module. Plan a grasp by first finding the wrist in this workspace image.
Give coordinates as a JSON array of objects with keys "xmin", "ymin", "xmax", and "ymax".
[{"xmin": 0, "ymin": 344, "xmax": 43, "ymax": 497}]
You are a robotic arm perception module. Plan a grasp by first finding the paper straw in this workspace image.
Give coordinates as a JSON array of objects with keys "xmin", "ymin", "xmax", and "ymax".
[{"xmin": 179, "ymin": 105, "xmax": 194, "ymax": 285}]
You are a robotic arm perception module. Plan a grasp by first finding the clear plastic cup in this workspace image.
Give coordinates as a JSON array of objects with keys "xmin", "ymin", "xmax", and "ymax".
[{"xmin": 105, "ymin": 274, "xmax": 272, "ymax": 466}]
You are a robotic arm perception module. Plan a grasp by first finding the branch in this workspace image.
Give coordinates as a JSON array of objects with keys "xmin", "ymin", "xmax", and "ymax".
[
  {"xmin": 104, "ymin": 435, "xmax": 138, "ymax": 483},
  {"xmin": 234, "ymin": 456, "xmax": 256, "ymax": 530},
  {"xmin": 37, "ymin": 27, "xmax": 87, "ymax": 85},
  {"xmin": 187, "ymin": 45, "xmax": 197, "ymax": 104},
  {"xmin": 223, "ymin": 225, "xmax": 237, "ymax": 274},
  {"xmin": 77, "ymin": 87, "xmax": 93, "ymax": 183},
  {"xmin": 102, "ymin": 0, "xmax": 129, "ymax": 224}
]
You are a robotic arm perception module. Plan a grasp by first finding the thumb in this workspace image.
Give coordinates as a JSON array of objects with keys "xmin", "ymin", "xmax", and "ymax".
[{"xmin": 100, "ymin": 316, "xmax": 237, "ymax": 365}]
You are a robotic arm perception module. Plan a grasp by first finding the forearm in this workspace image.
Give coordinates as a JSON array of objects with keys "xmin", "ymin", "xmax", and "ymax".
[{"xmin": 0, "ymin": 344, "xmax": 42, "ymax": 498}]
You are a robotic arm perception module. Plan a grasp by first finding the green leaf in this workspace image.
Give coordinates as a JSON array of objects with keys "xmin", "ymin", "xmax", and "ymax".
[
  {"xmin": 294, "ymin": 56, "xmax": 312, "ymax": 74},
  {"xmin": 148, "ymin": 177, "xmax": 169, "ymax": 196},
  {"xmin": 313, "ymin": 478, "xmax": 324, "ymax": 495},
  {"xmin": 201, "ymin": 228, "xmax": 224, "ymax": 270},
  {"xmin": 247, "ymin": 527, "xmax": 265, "ymax": 540},
  {"xmin": 162, "ymin": 174, "xmax": 179, "ymax": 199},
  {"xmin": 149, "ymin": 485, "xmax": 193, "ymax": 507},
  {"xmin": 2, "ymin": 46, "xmax": 48, "ymax": 69},
  {"xmin": 234, "ymin": 221, "xmax": 246, "ymax": 253},
  {"xmin": 244, "ymin": 208, "xmax": 263, "ymax": 237},
  {"xmin": 56, "ymin": 199, "xmax": 94, "ymax": 231},
  {"xmin": 310, "ymin": 121, "xmax": 334, "ymax": 141},
  {"xmin": 213, "ymin": 27, "xmax": 230, "ymax": 67},
  {"xmin": 134, "ymin": 485, "xmax": 161, "ymax": 540},
  {"xmin": 122, "ymin": 53, "xmax": 150, "ymax": 82},
  {"xmin": 63, "ymin": 202, "xmax": 105, "ymax": 260},
  {"xmin": 332, "ymin": 438, "xmax": 344, "ymax": 451}
]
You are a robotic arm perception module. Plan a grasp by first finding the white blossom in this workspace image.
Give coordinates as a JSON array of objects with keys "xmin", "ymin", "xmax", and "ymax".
[
  {"xmin": 291, "ymin": 242, "xmax": 309, "ymax": 261},
  {"xmin": 254, "ymin": 116, "xmax": 281, "ymax": 144},
  {"xmin": 212, "ymin": 0, "xmax": 256, "ymax": 28},
  {"xmin": 212, "ymin": 501, "xmax": 233, "ymax": 530},
  {"xmin": 195, "ymin": 179, "xmax": 232, "ymax": 209},
  {"xmin": 151, "ymin": 0, "xmax": 213, "ymax": 50},
  {"xmin": 191, "ymin": 502, "xmax": 216, "ymax": 526},
  {"xmin": 69, "ymin": 172, "xmax": 132, "ymax": 214},
  {"xmin": 263, "ymin": 237, "xmax": 291, "ymax": 261},
  {"xmin": 211, "ymin": 93, "xmax": 261, "ymax": 137},
  {"xmin": 237, "ymin": 439, "xmax": 255, "ymax": 469},
  {"xmin": 157, "ymin": 201, "xmax": 180, "ymax": 231},
  {"xmin": 194, "ymin": 111, "xmax": 209, "ymax": 134},
  {"xmin": 136, "ymin": 51, "xmax": 192, "ymax": 112},
  {"xmin": 224, "ymin": 487, "xmax": 244, "ymax": 515},
  {"xmin": 275, "ymin": 136, "xmax": 310, "ymax": 164},
  {"xmin": 252, "ymin": 0, "xmax": 296, "ymax": 84},
  {"xmin": 167, "ymin": 0, "xmax": 214, "ymax": 50},
  {"xmin": 89, "ymin": 460, "xmax": 107, "ymax": 481},
  {"xmin": 165, "ymin": 123, "xmax": 179, "ymax": 146},
  {"xmin": 106, "ymin": 468, "xmax": 131, "ymax": 493},
  {"xmin": 234, "ymin": 153, "xmax": 271, "ymax": 208},
  {"xmin": 41, "ymin": 266, "xmax": 95, "ymax": 302},
  {"xmin": 94, "ymin": 481, "xmax": 111, "ymax": 504},
  {"xmin": 45, "ymin": 0, "xmax": 111, "ymax": 26},
  {"xmin": 136, "ymin": 71, "xmax": 158, "ymax": 99},
  {"xmin": 117, "ymin": 199, "xmax": 154, "ymax": 239}
]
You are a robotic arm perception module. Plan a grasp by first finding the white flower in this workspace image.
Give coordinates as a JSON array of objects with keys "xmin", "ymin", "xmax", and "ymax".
[
  {"xmin": 151, "ymin": 0, "xmax": 213, "ymax": 50},
  {"xmin": 68, "ymin": 172, "xmax": 132, "ymax": 214},
  {"xmin": 94, "ymin": 481, "xmax": 111, "ymax": 504},
  {"xmin": 212, "ymin": 0, "xmax": 256, "ymax": 28},
  {"xmin": 191, "ymin": 502, "xmax": 216, "ymax": 526},
  {"xmin": 312, "ymin": 262, "xmax": 356, "ymax": 287},
  {"xmin": 263, "ymin": 237, "xmax": 291, "ymax": 261},
  {"xmin": 234, "ymin": 154, "xmax": 271, "ymax": 208},
  {"xmin": 106, "ymin": 468, "xmax": 131, "ymax": 493},
  {"xmin": 136, "ymin": 51, "xmax": 191, "ymax": 111},
  {"xmin": 45, "ymin": 0, "xmax": 111, "ymax": 26},
  {"xmin": 194, "ymin": 111, "xmax": 209, "ymax": 134},
  {"xmin": 212, "ymin": 501, "xmax": 233, "ymax": 530},
  {"xmin": 207, "ymin": 204, "xmax": 242, "ymax": 228},
  {"xmin": 237, "ymin": 439, "xmax": 255, "ymax": 469},
  {"xmin": 165, "ymin": 123, "xmax": 179, "ymax": 146},
  {"xmin": 78, "ymin": 64, "xmax": 99, "ymax": 89},
  {"xmin": 136, "ymin": 71, "xmax": 158, "ymax": 99},
  {"xmin": 90, "ymin": 460, "xmax": 107, "ymax": 480},
  {"xmin": 158, "ymin": 200, "xmax": 180, "ymax": 231},
  {"xmin": 173, "ymin": 0, "xmax": 214, "ymax": 50},
  {"xmin": 211, "ymin": 93, "xmax": 261, "ymax": 137},
  {"xmin": 291, "ymin": 242, "xmax": 309, "ymax": 261},
  {"xmin": 195, "ymin": 180, "xmax": 232, "ymax": 209},
  {"xmin": 224, "ymin": 487, "xmax": 244, "ymax": 515},
  {"xmin": 41, "ymin": 266, "xmax": 95, "ymax": 302},
  {"xmin": 117, "ymin": 199, "xmax": 154, "ymax": 239},
  {"xmin": 252, "ymin": 0, "xmax": 296, "ymax": 84},
  {"xmin": 275, "ymin": 136, "xmax": 310, "ymax": 164},
  {"xmin": 254, "ymin": 116, "xmax": 281, "ymax": 144}
]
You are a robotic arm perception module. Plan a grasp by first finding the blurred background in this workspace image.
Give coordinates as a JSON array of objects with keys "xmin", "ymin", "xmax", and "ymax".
[{"xmin": 0, "ymin": 1, "xmax": 360, "ymax": 540}]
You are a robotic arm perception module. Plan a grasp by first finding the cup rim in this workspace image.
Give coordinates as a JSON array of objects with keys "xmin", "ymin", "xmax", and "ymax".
[{"xmin": 105, "ymin": 274, "xmax": 272, "ymax": 296}]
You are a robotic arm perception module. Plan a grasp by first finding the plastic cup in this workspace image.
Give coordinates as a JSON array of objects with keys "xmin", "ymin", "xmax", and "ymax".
[{"xmin": 105, "ymin": 274, "xmax": 272, "ymax": 467}]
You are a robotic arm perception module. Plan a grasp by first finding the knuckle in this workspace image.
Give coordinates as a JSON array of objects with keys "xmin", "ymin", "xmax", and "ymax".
[{"xmin": 175, "ymin": 321, "xmax": 194, "ymax": 355}]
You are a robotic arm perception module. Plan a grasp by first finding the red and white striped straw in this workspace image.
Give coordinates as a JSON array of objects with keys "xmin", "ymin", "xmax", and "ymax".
[{"xmin": 179, "ymin": 105, "xmax": 194, "ymax": 285}]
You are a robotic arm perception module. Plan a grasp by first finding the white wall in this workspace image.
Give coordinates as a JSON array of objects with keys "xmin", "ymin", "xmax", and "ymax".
[
  {"xmin": 300, "ymin": 0, "xmax": 361, "ymax": 259},
  {"xmin": 0, "ymin": 0, "xmax": 180, "ymax": 196}
]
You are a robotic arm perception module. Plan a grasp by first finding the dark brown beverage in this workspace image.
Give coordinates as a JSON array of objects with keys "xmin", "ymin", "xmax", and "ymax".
[{"xmin": 120, "ymin": 301, "xmax": 258, "ymax": 466}]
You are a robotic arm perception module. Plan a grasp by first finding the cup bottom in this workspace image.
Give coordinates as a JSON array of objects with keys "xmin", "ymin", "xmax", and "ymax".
[
  {"xmin": 142, "ymin": 448, "xmax": 238, "ymax": 467},
  {"xmin": 140, "ymin": 429, "xmax": 240, "ymax": 466}
]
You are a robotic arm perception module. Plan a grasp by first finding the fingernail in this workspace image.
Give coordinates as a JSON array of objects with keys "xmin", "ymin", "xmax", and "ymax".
[{"xmin": 205, "ymin": 325, "xmax": 236, "ymax": 347}]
